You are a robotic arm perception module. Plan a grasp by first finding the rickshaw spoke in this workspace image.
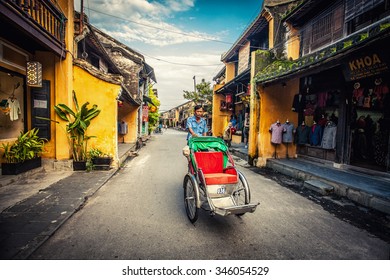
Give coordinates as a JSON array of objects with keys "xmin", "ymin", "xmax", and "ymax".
[{"xmin": 184, "ymin": 175, "xmax": 199, "ymax": 223}]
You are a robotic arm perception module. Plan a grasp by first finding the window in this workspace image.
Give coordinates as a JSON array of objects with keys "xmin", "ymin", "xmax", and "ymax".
[
  {"xmin": 345, "ymin": 0, "xmax": 390, "ymax": 34},
  {"xmin": 300, "ymin": 2, "xmax": 345, "ymax": 56}
]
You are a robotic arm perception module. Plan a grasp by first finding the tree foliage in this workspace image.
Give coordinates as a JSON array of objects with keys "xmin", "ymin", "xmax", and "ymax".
[
  {"xmin": 148, "ymin": 86, "xmax": 160, "ymax": 130},
  {"xmin": 183, "ymin": 79, "xmax": 213, "ymax": 114}
]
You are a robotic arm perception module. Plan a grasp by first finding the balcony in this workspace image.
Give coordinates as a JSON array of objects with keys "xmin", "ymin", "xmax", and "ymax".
[
  {"xmin": 254, "ymin": 15, "xmax": 390, "ymax": 84},
  {"xmin": 0, "ymin": 0, "xmax": 67, "ymax": 58}
]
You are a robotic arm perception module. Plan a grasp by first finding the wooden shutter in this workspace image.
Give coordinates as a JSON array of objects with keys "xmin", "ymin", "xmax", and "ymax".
[{"xmin": 31, "ymin": 80, "xmax": 51, "ymax": 140}]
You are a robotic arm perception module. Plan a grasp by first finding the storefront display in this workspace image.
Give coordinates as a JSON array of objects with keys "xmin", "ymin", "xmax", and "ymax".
[
  {"xmin": 0, "ymin": 70, "xmax": 24, "ymax": 139},
  {"xmin": 349, "ymin": 76, "xmax": 390, "ymax": 171}
]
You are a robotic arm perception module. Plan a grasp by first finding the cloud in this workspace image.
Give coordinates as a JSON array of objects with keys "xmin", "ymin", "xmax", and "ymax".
[
  {"xmin": 99, "ymin": 22, "xmax": 216, "ymax": 47},
  {"xmin": 150, "ymin": 53, "xmax": 223, "ymax": 109},
  {"xmin": 76, "ymin": 0, "xmax": 226, "ymax": 110}
]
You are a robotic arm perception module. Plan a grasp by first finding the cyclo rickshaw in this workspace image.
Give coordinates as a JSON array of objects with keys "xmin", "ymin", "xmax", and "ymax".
[{"xmin": 183, "ymin": 136, "xmax": 259, "ymax": 223}]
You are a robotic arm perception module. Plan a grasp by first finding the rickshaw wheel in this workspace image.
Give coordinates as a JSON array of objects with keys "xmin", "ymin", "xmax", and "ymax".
[
  {"xmin": 184, "ymin": 175, "xmax": 199, "ymax": 223},
  {"xmin": 233, "ymin": 172, "xmax": 251, "ymax": 216}
]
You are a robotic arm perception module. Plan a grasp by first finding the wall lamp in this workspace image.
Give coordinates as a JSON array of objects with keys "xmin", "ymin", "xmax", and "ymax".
[{"xmin": 26, "ymin": 61, "xmax": 42, "ymax": 87}]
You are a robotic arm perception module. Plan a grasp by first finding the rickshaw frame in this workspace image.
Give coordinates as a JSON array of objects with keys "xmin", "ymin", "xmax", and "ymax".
[{"xmin": 183, "ymin": 136, "xmax": 259, "ymax": 223}]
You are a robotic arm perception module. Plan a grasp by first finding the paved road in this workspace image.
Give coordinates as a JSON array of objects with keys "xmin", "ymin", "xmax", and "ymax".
[{"xmin": 30, "ymin": 129, "xmax": 389, "ymax": 259}]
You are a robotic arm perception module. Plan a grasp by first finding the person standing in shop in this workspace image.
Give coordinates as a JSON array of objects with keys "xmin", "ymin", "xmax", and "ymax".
[{"xmin": 243, "ymin": 113, "xmax": 250, "ymax": 148}]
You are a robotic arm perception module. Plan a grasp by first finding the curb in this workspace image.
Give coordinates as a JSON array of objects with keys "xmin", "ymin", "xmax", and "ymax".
[{"xmin": 266, "ymin": 160, "xmax": 390, "ymax": 215}]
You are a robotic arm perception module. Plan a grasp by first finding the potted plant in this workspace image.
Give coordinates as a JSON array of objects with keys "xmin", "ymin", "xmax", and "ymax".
[
  {"xmin": 53, "ymin": 90, "xmax": 101, "ymax": 170},
  {"xmin": 1, "ymin": 128, "xmax": 46, "ymax": 175},
  {"xmin": 88, "ymin": 148, "xmax": 112, "ymax": 170}
]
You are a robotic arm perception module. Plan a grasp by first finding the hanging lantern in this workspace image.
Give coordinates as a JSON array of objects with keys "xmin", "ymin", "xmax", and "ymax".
[
  {"xmin": 226, "ymin": 94, "xmax": 232, "ymax": 103},
  {"xmin": 26, "ymin": 61, "xmax": 42, "ymax": 87}
]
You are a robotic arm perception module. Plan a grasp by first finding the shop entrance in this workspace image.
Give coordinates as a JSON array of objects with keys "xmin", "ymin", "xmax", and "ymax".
[{"xmin": 349, "ymin": 76, "xmax": 390, "ymax": 172}]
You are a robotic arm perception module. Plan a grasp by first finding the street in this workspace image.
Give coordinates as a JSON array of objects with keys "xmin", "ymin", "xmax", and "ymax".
[{"xmin": 30, "ymin": 129, "xmax": 389, "ymax": 260}]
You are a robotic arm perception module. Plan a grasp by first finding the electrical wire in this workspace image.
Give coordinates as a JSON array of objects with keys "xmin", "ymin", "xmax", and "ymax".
[
  {"xmin": 138, "ymin": 51, "xmax": 222, "ymax": 67},
  {"xmin": 84, "ymin": 6, "xmax": 268, "ymax": 50}
]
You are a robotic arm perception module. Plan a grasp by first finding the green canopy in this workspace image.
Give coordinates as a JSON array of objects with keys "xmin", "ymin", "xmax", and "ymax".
[
  {"xmin": 188, "ymin": 136, "xmax": 229, "ymax": 169},
  {"xmin": 188, "ymin": 136, "xmax": 228, "ymax": 152}
]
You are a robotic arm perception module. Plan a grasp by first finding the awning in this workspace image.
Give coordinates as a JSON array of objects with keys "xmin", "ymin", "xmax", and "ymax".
[
  {"xmin": 143, "ymin": 95, "xmax": 156, "ymax": 106},
  {"xmin": 215, "ymin": 68, "xmax": 250, "ymax": 95},
  {"xmin": 144, "ymin": 63, "xmax": 157, "ymax": 83},
  {"xmin": 120, "ymin": 87, "xmax": 141, "ymax": 106}
]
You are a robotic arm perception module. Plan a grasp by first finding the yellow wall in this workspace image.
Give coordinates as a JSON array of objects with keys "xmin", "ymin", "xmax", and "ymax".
[
  {"xmin": 118, "ymin": 103, "xmax": 139, "ymax": 143},
  {"xmin": 72, "ymin": 66, "xmax": 120, "ymax": 160},
  {"xmin": 248, "ymin": 53, "xmax": 259, "ymax": 164},
  {"xmin": 286, "ymin": 25, "xmax": 300, "ymax": 60},
  {"xmin": 264, "ymin": 11, "xmax": 274, "ymax": 49},
  {"xmin": 225, "ymin": 63, "xmax": 236, "ymax": 83},
  {"xmin": 256, "ymin": 79, "xmax": 299, "ymax": 166},
  {"xmin": 56, "ymin": 0, "xmax": 74, "ymax": 159},
  {"xmin": 212, "ymin": 85, "xmax": 230, "ymax": 138}
]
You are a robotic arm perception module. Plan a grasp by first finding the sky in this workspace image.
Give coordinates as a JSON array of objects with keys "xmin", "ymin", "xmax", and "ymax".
[{"xmin": 74, "ymin": 0, "xmax": 264, "ymax": 112}]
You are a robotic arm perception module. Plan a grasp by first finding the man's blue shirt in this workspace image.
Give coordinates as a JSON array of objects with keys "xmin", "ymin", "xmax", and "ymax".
[{"xmin": 186, "ymin": 116, "xmax": 207, "ymax": 140}]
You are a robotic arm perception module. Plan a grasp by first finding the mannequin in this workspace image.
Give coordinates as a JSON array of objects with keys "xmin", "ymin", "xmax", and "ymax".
[
  {"xmin": 270, "ymin": 120, "xmax": 284, "ymax": 158},
  {"xmin": 373, "ymin": 77, "xmax": 389, "ymax": 109},
  {"xmin": 321, "ymin": 121, "xmax": 337, "ymax": 149},
  {"xmin": 352, "ymin": 82, "xmax": 365, "ymax": 107},
  {"xmin": 282, "ymin": 119, "xmax": 294, "ymax": 158},
  {"xmin": 309, "ymin": 121, "xmax": 323, "ymax": 146},
  {"xmin": 295, "ymin": 121, "xmax": 310, "ymax": 145},
  {"xmin": 243, "ymin": 112, "xmax": 250, "ymax": 148}
]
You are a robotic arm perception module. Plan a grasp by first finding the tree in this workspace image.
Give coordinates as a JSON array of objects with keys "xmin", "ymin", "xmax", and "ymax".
[
  {"xmin": 183, "ymin": 79, "xmax": 213, "ymax": 114},
  {"xmin": 148, "ymin": 86, "xmax": 160, "ymax": 132}
]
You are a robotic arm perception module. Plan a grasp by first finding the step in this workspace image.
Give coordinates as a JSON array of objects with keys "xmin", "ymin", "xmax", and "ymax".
[{"xmin": 304, "ymin": 179, "xmax": 334, "ymax": 195}]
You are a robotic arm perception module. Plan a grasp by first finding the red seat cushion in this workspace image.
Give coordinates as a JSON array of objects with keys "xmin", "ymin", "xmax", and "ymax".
[
  {"xmin": 194, "ymin": 151, "xmax": 238, "ymax": 185},
  {"xmin": 204, "ymin": 173, "xmax": 238, "ymax": 185},
  {"xmin": 194, "ymin": 151, "xmax": 224, "ymax": 173}
]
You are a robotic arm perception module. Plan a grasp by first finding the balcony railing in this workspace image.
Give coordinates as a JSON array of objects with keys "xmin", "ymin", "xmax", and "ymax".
[
  {"xmin": 2, "ymin": 0, "xmax": 67, "ymax": 57},
  {"xmin": 254, "ymin": 15, "xmax": 390, "ymax": 84}
]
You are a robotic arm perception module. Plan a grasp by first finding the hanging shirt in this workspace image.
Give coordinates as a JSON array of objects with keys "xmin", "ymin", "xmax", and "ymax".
[
  {"xmin": 8, "ymin": 98, "xmax": 21, "ymax": 121},
  {"xmin": 282, "ymin": 122, "xmax": 294, "ymax": 143},
  {"xmin": 269, "ymin": 123, "xmax": 284, "ymax": 144},
  {"xmin": 321, "ymin": 122, "xmax": 337, "ymax": 149}
]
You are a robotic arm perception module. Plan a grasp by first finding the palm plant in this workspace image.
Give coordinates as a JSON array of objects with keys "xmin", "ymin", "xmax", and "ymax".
[
  {"xmin": 2, "ymin": 128, "xmax": 46, "ymax": 163},
  {"xmin": 54, "ymin": 90, "xmax": 101, "ymax": 162}
]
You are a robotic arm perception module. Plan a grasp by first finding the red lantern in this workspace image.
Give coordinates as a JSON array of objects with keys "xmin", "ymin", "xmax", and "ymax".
[{"xmin": 226, "ymin": 94, "xmax": 232, "ymax": 103}]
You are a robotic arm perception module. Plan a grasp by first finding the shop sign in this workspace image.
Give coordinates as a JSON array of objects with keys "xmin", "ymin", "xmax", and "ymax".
[
  {"xmin": 343, "ymin": 51, "xmax": 389, "ymax": 81},
  {"xmin": 142, "ymin": 105, "xmax": 149, "ymax": 122}
]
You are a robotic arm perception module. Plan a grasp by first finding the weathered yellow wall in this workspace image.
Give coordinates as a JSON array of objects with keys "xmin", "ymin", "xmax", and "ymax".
[
  {"xmin": 54, "ymin": 0, "xmax": 75, "ymax": 160},
  {"xmin": 268, "ymin": 17, "xmax": 274, "ymax": 49},
  {"xmin": 287, "ymin": 25, "xmax": 300, "ymax": 60},
  {"xmin": 212, "ymin": 85, "xmax": 230, "ymax": 138},
  {"xmin": 73, "ymin": 66, "xmax": 120, "ymax": 159},
  {"xmin": 248, "ymin": 53, "xmax": 259, "ymax": 164},
  {"xmin": 118, "ymin": 103, "xmax": 139, "ymax": 143},
  {"xmin": 256, "ymin": 79, "xmax": 299, "ymax": 166},
  {"xmin": 225, "ymin": 63, "xmax": 235, "ymax": 83}
]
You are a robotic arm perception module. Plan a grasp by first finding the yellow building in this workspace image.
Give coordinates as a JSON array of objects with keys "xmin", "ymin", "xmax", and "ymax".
[
  {"xmin": 213, "ymin": 0, "xmax": 300, "ymax": 165},
  {"xmin": 0, "ymin": 0, "xmax": 155, "ymax": 172}
]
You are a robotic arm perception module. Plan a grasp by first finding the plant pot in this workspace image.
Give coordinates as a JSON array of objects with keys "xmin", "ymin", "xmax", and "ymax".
[
  {"xmin": 73, "ymin": 160, "xmax": 87, "ymax": 171},
  {"xmin": 92, "ymin": 157, "xmax": 112, "ymax": 165},
  {"xmin": 1, "ymin": 157, "xmax": 42, "ymax": 175},
  {"xmin": 92, "ymin": 157, "xmax": 112, "ymax": 170}
]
